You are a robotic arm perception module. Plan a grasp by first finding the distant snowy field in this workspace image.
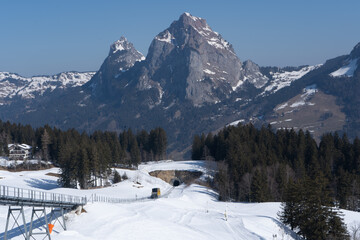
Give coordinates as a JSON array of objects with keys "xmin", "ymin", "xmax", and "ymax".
[{"xmin": 0, "ymin": 160, "xmax": 359, "ymax": 240}]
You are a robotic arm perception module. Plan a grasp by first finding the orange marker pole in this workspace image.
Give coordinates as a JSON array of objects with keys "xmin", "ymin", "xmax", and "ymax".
[{"xmin": 48, "ymin": 224, "xmax": 54, "ymax": 234}]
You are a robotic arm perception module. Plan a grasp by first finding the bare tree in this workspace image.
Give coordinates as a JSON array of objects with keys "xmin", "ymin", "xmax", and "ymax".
[{"xmin": 350, "ymin": 222, "xmax": 360, "ymax": 240}]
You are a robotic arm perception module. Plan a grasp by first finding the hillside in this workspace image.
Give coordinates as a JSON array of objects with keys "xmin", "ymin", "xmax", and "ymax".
[
  {"xmin": 0, "ymin": 161, "xmax": 338, "ymax": 240},
  {"xmin": 0, "ymin": 160, "xmax": 359, "ymax": 239}
]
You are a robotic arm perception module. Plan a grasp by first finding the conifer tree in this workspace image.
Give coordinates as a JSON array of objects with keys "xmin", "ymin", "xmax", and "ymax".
[
  {"xmin": 250, "ymin": 168, "xmax": 269, "ymax": 202},
  {"xmin": 41, "ymin": 129, "xmax": 51, "ymax": 162}
]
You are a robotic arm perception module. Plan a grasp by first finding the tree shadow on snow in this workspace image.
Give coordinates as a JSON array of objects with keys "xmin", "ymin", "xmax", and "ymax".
[
  {"xmin": 189, "ymin": 185, "xmax": 218, "ymax": 200},
  {"xmin": 25, "ymin": 178, "xmax": 59, "ymax": 190},
  {"xmin": 254, "ymin": 214, "xmax": 302, "ymax": 240}
]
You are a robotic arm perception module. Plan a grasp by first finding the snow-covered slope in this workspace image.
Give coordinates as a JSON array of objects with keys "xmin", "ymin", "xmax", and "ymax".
[
  {"xmin": 0, "ymin": 71, "xmax": 95, "ymax": 99},
  {"xmin": 330, "ymin": 58, "xmax": 359, "ymax": 77},
  {"xmin": 1, "ymin": 160, "xmax": 359, "ymax": 240},
  {"xmin": 260, "ymin": 65, "xmax": 321, "ymax": 96}
]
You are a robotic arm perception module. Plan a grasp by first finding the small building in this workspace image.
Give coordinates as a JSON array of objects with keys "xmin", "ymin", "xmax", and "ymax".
[{"xmin": 7, "ymin": 143, "xmax": 32, "ymax": 161}]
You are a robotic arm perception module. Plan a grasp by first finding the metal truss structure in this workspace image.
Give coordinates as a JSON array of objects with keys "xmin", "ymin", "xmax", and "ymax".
[{"xmin": 0, "ymin": 184, "xmax": 86, "ymax": 240}]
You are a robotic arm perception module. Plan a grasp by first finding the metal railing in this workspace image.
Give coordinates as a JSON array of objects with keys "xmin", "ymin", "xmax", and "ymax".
[
  {"xmin": 89, "ymin": 187, "xmax": 175, "ymax": 204},
  {"xmin": 0, "ymin": 185, "xmax": 87, "ymax": 208},
  {"xmin": 89, "ymin": 194, "xmax": 150, "ymax": 204}
]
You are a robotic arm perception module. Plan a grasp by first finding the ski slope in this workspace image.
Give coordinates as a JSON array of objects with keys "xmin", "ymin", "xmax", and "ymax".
[{"xmin": 0, "ymin": 160, "xmax": 359, "ymax": 240}]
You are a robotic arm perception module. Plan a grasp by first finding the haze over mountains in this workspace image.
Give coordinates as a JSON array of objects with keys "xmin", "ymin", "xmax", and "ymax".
[{"xmin": 0, "ymin": 13, "xmax": 359, "ymax": 158}]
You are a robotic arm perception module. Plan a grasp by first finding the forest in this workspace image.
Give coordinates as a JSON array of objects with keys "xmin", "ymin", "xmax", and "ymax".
[
  {"xmin": 192, "ymin": 123, "xmax": 360, "ymax": 239},
  {"xmin": 0, "ymin": 120, "xmax": 167, "ymax": 189},
  {"xmin": 192, "ymin": 123, "xmax": 360, "ymax": 210}
]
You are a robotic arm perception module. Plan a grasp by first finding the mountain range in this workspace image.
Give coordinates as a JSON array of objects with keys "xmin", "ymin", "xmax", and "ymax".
[{"xmin": 0, "ymin": 13, "xmax": 359, "ymax": 158}]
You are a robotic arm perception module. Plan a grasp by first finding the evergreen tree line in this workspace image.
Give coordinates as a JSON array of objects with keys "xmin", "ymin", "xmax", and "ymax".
[
  {"xmin": 192, "ymin": 124, "xmax": 360, "ymax": 238},
  {"xmin": 0, "ymin": 120, "xmax": 167, "ymax": 188},
  {"xmin": 192, "ymin": 124, "xmax": 360, "ymax": 211}
]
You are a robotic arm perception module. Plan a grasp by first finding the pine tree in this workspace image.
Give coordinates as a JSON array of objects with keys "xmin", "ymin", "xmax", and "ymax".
[
  {"xmin": 192, "ymin": 134, "xmax": 202, "ymax": 160},
  {"xmin": 250, "ymin": 168, "xmax": 269, "ymax": 202},
  {"xmin": 77, "ymin": 148, "xmax": 90, "ymax": 189},
  {"xmin": 278, "ymin": 179, "xmax": 302, "ymax": 231},
  {"xmin": 41, "ymin": 129, "xmax": 51, "ymax": 162},
  {"xmin": 327, "ymin": 210, "xmax": 350, "ymax": 240},
  {"xmin": 130, "ymin": 138, "xmax": 141, "ymax": 167},
  {"xmin": 113, "ymin": 170, "xmax": 121, "ymax": 184}
]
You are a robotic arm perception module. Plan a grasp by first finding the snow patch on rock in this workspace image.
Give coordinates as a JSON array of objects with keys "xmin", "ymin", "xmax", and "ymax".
[
  {"xmin": 203, "ymin": 69, "xmax": 216, "ymax": 75},
  {"xmin": 330, "ymin": 58, "xmax": 358, "ymax": 77},
  {"xmin": 261, "ymin": 65, "xmax": 321, "ymax": 96},
  {"xmin": 0, "ymin": 71, "xmax": 95, "ymax": 99}
]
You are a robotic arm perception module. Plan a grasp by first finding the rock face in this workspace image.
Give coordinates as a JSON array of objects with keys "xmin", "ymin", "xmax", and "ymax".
[
  {"xmin": 87, "ymin": 13, "xmax": 267, "ymax": 106},
  {"xmin": 139, "ymin": 12, "xmax": 269, "ymax": 106},
  {"xmin": 144, "ymin": 13, "xmax": 244, "ymax": 106},
  {"xmin": 242, "ymin": 60, "xmax": 269, "ymax": 89},
  {"xmin": 89, "ymin": 36, "xmax": 145, "ymax": 98},
  {"xmin": 350, "ymin": 42, "xmax": 360, "ymax": 59}
]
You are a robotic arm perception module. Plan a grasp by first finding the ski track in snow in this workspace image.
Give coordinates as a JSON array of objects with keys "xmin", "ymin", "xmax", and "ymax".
[{"xmin": 0, "ymin": 160, "xmax": 359, "ymax": 240}]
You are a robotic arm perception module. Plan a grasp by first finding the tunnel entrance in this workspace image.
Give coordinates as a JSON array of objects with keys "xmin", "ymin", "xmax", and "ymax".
[
  {"xmin": 170, "ymin": 178, "xmax": 181, "ymax": 187},
  {"xmin": 149, "ymin": 170, "xmax": 203, "ymax": 186}
]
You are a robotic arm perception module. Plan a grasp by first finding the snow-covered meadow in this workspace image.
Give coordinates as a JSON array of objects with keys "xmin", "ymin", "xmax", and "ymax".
[{"xmin": 0, "ymin": 160, "xmax": 359, "ymax": 240}]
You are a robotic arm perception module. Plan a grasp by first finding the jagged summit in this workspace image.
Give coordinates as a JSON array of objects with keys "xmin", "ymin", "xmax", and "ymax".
[
  {"xmin": 110, "ymin": 36, "xmax": 133, "ymax": 54},
  {"xmin": 153, "ymin": 12, "xmax": 235, "ymax": 54},
  {"xmin": 350, "ymin": 41, "xmax": 360, "ymax": 59},
  {"xmin": 177, "ymin": 12, "xmax": 208, "ymax": 31},
  {"xmin": 142, "ymin": 12, "xmax": 268, "ymax": 105},
  {"xmin": 108, "ymin": 36, "xmax": 145, "ymax": 63},
  {"xmin": 87, "ymin": 36, "xmax": 145, "ymax": 97}
]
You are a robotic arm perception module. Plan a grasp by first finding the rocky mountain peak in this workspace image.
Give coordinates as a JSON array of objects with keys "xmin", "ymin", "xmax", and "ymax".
[
  {"xmin": 87, "ymin": 37, "xmax": 145, "ymax": 97},
  {"xmin": 350, "ymin": 42, "xmax": 360, "ymax": 59},
  {"xmin": 177, "ymin": 12, "xmax": 208, "ymax": 29},
  {"xmin": 108, "ymin": 36, "xmax": 145, "ymax": 65},
  {"xmin": 242, "ymin": 60, "xmax": 269, "ymax": 89},
  {"xmin": 142, "ymin": 13, "xmax": 246, "ymax": 106},
  {"xmin": 110, "ymin": 36, "xmax": 133, "ymax": 54}
]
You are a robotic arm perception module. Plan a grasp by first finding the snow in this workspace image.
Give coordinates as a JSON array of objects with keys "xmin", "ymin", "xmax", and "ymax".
[
  {"xmin": 111, "ymin": 38, "xmax": 130, "ymax": 53},
  {"xmin": 181, "ymin": 13, "xmax": 233, "ymax": 54},
  {"xmin": 155, "ymin": 30, "xmax": 174, "ymax": 44},
  {"xmin": 203, "ymin": 69, "xmax": 216, "ymax": 75},
  {"xmin": 0, "ymin": 160, "xmax": 359, "ymax": 240},
  {"xmin": 139, "ymin": 160, "xmax": 215, "ymax": 174},
  {"xmin": 261, "ymin": 65, "xmax": 321, "ymax": 96},
  {"xmin": 277, "ymin": 84, "xmax": 318, "ymax": 110},
  {"xmin": 8, "ymin": 143, "xmax": 32, "ymax": 150},
  {"xmin": 0, "ymin": 72, "xmax": 95, "ymax": 99},
  {"xmin": 330, "ymin": 58, "xmax": 358, "ymax": 77},
  {"xmin": 207, "ymin": 38, "xmax": 231, "ymax": 51},
  {"xmin": 290, "ymin": 84, "xmax": 317, "ymax": 108},
  {"xmin": 232, "ymin": 78, "xmax": 245, "ymax": 91},
  {"xmin": 290, "ymin": 100, "xmax": 306, "ymax": 108},
  {"xmin": 184, "ymin": 12, "xmax": 201, "ymax": 21},
  {"xmin": 227, "ymin": 119, "xmax": 245, "ymax": 127},
  {"xmin": 276, "ymin": 103, "xmax": 288, "ymax": 110},
  {"xmin": 112, "ymin": 42, "xmax": 124, "ymax": 53}
]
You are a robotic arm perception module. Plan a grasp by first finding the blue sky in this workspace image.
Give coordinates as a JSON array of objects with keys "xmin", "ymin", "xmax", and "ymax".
[{"xmin": 1, "ymin": 0, "xmax": 360, "ymax": 77}]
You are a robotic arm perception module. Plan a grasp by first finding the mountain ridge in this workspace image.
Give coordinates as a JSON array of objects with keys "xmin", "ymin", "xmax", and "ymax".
[{"xmin": 0, "ymin": 13, "xmax": 359, "ymax": 158}]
